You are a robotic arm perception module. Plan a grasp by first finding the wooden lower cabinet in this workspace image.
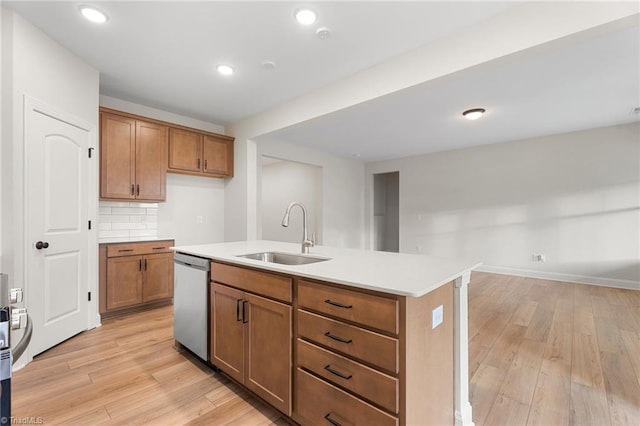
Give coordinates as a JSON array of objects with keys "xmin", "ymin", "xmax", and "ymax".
[
  {"xmin": 99, "ymin": 240, "xmax": 174, "ymax": 316},
  {"xmin": 106, "ymin": 255, "xmax": 143, "ymax": 310},
  {"xmin": 207, "ymin": 262, "xmax": 454, "ymax": 425},
  {"xmin": 293, "ymin": 279, "xmax": 454, "ymax": 426},
  {"xmin": 210, "ymin": 281, "xmax": 292, "ymax": 415}
]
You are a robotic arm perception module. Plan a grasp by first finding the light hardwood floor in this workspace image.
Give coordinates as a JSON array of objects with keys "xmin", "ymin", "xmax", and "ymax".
[{"xmin": 12, "ymin": 273, "xmax": 640, "ymax": 425}]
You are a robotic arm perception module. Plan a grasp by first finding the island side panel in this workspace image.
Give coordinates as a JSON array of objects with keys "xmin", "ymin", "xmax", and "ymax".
[{"xmin": 401, "ymin": 281, "xmax": 454, "ymax": 426}]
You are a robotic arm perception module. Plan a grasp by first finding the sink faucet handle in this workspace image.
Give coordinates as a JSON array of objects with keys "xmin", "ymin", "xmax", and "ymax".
[{"xmin": 311, "ymin": 232, "xmax": 316, "ymax": 244}]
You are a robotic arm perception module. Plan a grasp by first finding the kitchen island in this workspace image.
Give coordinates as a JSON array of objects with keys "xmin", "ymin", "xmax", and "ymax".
[{"xmin": 173, "ymin": 240, "xmax": 479, "ymax": 426}]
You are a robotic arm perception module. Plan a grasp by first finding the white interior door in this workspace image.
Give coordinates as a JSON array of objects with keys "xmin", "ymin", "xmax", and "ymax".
[{"xmin": 25, "ymin": 104, "xmax": 91, "ymax": 356}]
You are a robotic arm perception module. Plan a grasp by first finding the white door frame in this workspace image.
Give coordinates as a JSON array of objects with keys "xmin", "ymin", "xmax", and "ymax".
[{"xmin": 18, "ymin": 95, "xmax": 98, "ymax": 368}]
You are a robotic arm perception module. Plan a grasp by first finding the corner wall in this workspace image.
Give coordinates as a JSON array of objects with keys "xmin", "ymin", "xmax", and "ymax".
[
  {"xmin": 257, "ymin": 139, "xmax": 365, "ymax": 249},
  {"xmin": 366, "ymin": 123, "xmax": 640, "ymax": 288}
]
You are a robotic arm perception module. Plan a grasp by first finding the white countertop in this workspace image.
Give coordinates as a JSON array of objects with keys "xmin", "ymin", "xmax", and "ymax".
[
  {"xmin": 99, "ymin": 236, "xmax": 175, "ymax": 244},
  {"xmin": 172, "ymin": 240, "xmax": 481, "ymax": 298}
]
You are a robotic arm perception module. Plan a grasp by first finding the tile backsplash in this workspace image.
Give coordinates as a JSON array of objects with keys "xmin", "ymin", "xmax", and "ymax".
[{"xmin": 98, "ymin": 201, "xmax": 159, "ymax": 240}]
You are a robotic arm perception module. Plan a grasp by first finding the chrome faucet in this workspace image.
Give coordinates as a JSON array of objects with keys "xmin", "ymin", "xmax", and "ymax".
[{"xmin": 281, "ymin": 202, "xmax": 314, "ymax": 253}]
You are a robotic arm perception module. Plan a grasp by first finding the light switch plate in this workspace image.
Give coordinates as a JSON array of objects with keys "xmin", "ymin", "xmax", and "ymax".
[{"xmin": 432, "ymin": 305, "xmax": 443, "ymax": 329}]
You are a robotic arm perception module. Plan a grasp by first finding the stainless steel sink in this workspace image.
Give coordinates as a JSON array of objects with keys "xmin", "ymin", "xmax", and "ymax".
[{"xmin": 236, "ymin": 251, "xmax": 330, "ymax": 265}]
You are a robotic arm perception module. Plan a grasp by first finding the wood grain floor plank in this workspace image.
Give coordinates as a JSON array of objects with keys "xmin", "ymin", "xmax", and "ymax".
[
  {"xmin": 527, "ymin": 360, "xmax": 570, "ymax": 426},
  {"xmin": 484, "ymin": 394, "xmax": 530, "ymax": 426},
  {"xmin": 570, "ymin": 382, "xmax": 611, "ymax": 426},
  {"xmin": 469, "ymin": 363, "xmax": 507, "ymax": 426},
  {"xmin": 600, "ymin": 351, "xmax": 640, "ymax": 425},
  {"xmin": 571, "ymin": 332, "xmax": 606, "ymax": 390}
]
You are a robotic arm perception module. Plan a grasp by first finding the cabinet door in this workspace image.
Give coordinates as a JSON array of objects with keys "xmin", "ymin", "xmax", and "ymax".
[
  {"xmin": 135, "ymin": 120, "xmax": 167, "ymax": 201},
  {"xmin": 202, "ymin": 135, "xmax": 233, "ymax": 177},
  {"xmin": 100, "ymin": 113, "xmax": 135, "ymax": 200},
  {"xmin": 211, "ymin": 283, "xmax": 245, "ymax": 383},
  {"xmin": 168, "ymin": 128, "xmax": 203, "ymax": 173},
  {"xmin": 106, "ymin": 256, "xmax": 143, "ymax": 310},
  {"xmin": 142, "ymin": 253, "xmax": 174, "ymax": 303},
  {"xmin": 244, "ymin": 293, "xmax": 292, "ymax": 415}
]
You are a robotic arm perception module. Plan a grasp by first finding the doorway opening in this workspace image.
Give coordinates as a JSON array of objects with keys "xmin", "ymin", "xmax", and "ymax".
[
  {"xmin": 373, "ymin": 171, "xmax": 399, "ymax": 253},
  {"xmin": 260, "ymin": 156, "xmax": 322, "ymax": 244}
]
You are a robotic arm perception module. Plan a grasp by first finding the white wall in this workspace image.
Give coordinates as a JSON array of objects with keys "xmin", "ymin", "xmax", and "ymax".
[
  {"xmin": 99, "ymin": 96, "xmax": 228, "ymax": 246},
  {"xmin": 366, "ymin": 123, "xmax": 640, "ymax": 288},
  {"xmin": 1, "ymin": 9, "xmax": 100, "ymax": 366},
  {"xmin": 261, "ymin": 159, "xmax": 322, "ymax": 244},
  {"xmin": 257, "ymin": 140, "xmax": 364, "ymax": 249},
  {"xmin": 158, "ymin": 173, "xmax": 225, "ymax": 246}
]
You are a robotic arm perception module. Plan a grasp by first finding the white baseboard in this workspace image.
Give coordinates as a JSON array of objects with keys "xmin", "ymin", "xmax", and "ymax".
[{"xmin": 475, "ymin": 265, "xmax": 639, "ymax": 291}]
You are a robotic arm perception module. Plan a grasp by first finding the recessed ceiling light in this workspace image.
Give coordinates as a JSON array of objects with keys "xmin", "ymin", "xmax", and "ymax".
[
  {"xmin": 295, "ymin": 8, "xmax": 317, "ymax": 25},
  {"xmin": 462, "ymin": 108, "xmax": 486, "ymax": 120},
  {"xmin": 79, "ymin": 5, "xmax": 108, "ymax": 24},
  {"xmin": 216, "ymin": 64, "xmax": 234, "ymax": 76}
]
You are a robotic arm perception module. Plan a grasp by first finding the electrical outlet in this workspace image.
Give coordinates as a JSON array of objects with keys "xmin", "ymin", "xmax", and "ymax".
[
  {"xmin": 196, "ymin": 215, "xmax": 203, "ymax": 224},
  {"xmin": 533, "ymin": 253, "xmax": 546, "ymax": 262},
  {"xmin": 432, "ymin": 305, "xmax": 443, "ymax": 329}
]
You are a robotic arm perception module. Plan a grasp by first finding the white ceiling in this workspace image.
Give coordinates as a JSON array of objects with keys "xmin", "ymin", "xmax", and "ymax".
[
  {"xmin": 256, "ymin": 20, "xmax": 640, "ymax": 161},
  {"xmin": 4, "ymin": 2, "xmax": 639, "ymax": 162}
]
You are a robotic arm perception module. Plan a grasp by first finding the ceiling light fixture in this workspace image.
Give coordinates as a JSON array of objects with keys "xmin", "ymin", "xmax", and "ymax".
[
  {"xmin": 216, "ymin": 64, "xmax": 234, "ymax": 76},
  {"xmin": 462, "ymin": 108, "xmax": 486, "ymax": 120},
  {"xmin": 79, "ymin": 5, "xmax": 108, "ymax": 24},
  {"xmin": 295, "ymin": 8, "xmax": 317, "ymax": 25}
]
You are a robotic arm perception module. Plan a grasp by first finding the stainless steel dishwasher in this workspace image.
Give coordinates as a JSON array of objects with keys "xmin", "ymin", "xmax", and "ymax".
[{"xmin": 173, "ymin": 252, "xmax": 210, "ymax": 361}]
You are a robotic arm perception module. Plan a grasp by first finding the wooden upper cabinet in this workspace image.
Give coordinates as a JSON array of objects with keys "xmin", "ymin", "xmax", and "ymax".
[
  {"xmin": 100, "ymin": 110, "xmax": 167, "ymax": 202},
  {"xmin": 203, "ymin": 135, "xmax": 233, "ymax": 177},
  {"xmin": 168, "ymin": 128, "xmax": 234, "ymax": 178},
  {"xmin": 135, "ymin": 121, "xmax": 167, "ymax": 201},
  {"xmin": 100, "ymin": 113, "xmax": 136, "ymax": 200},
  {"xmin": 168, "ymin": 128, "xmax": 202, "ymax": 173}
]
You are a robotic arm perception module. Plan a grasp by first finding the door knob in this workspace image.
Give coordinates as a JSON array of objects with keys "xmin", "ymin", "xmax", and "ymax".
[{"xmin": 35, "ymin": 241, "xmax": 49, "ymax": 250}]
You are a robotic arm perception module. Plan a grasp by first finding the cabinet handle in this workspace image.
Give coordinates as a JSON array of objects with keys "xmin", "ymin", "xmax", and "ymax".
[
  {"xmin": 324, "ymin": 299, "xmax": 353, "ymax": 309},
  {"xmin": 324, "ymin": 364, "xmax": 352, "ymax": 380},
  {"xmin": 136, "ymin": 184, "xmax": 140, "ymax": 196},
  {"xmin": 197, "ymin": 158, "xmax": 201, "ymax": 169},
  {"xmin": 152, "ymin": 247, "xmax": 166, "ymax": 250},
  {"xmin": 324, "ymin": 413, "xmax": 342, "ymax": 426},
  {"xmin": 236, "ymin": 299, "xmax": 243, "ymax": 322},
  {"xmin": 118, "ymin": 249, "xmax": 134, "ymax": 253},
  {"xmin": 204, "ymin": 159, "xmax": 207, "ymax": 170},
  {"xmin": 144, "ymin": 259, "xmax": 147, "ymax": 270},
  {"xmin": 131, "ymin": 184, "xmax": 135, "ymax": 196},
  {"xmin": 138, "ymin": 259, "xmax": 142, "ymax": 271},
  {"xmin": 242, "ymin": 300, "xmax": 248, "ymax": 324},
  {"xmin": 324, "ymin": 332, "xmax": 352, "ymax": 344}
]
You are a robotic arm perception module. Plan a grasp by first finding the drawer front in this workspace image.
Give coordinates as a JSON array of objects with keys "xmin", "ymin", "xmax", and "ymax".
[
  {"xmin": 211, "ymin": 262, "xmax": 292, "ymax": 303},
  {"xmin": 298, "ymin": 310, "xmax": 398, "ymax": 374},
  {"xmin": 295, "ymin": 368, "xmax": 398, "ymax": 426},
  {"xmin": 297, "ymin": 339, "xmax": 398, "ymax": 413},
  {"xmin": 106, "ymin": 240, "xmax": 174, "ymax": 257},
  {"xmin": 298, "ymin": 279, "xmax": 398, "ymax": 334}
]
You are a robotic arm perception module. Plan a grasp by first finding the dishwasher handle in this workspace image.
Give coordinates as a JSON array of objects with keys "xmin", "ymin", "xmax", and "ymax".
[{"xmin": 174, "ymin": 253, "xmax": 210, "ymax": 271}]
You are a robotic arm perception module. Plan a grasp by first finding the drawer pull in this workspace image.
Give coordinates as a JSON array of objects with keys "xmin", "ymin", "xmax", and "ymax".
[
  {"xmin": 324, "ymin": 364, "xmax": 352, "ymax": 380},
  {"xmin": 324, "ymin": 413, "xmax": 342, "ymax": 426},
  {"xmin": 118, "ymin": 249, "xmax": 134, "ymax": 252},
  {"xmin": 324, "ymin": 332, "xmax": 352, "ymax": 344},
  {"xmin": 152, "ymin": 246, "xmax": 167, "ymax": 250},
  {"xmin": 324, "ymin": 299, "xmax": 353, "ymax": 309}
]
